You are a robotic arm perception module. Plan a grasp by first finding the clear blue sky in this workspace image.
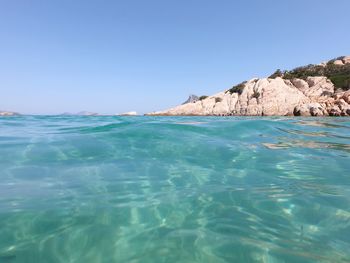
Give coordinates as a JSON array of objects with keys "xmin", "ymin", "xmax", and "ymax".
[{"xmin": 1, "ymin": 0, "xmax": 349, "ymax": 114}]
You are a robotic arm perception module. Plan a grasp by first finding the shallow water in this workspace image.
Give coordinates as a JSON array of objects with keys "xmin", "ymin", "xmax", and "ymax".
[{"xmin": 0, "ymin": 116, "xmax": 349, "ymax": 263}]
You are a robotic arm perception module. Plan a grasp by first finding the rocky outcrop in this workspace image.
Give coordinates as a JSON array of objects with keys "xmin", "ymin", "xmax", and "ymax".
[
  {"xmin": 0, "ymin": 111, "xmax": 19, "ymax": 116},
  {"xmin": 147, "ymin": 56, "xmax": 350, "ymax": 116},
  {"xmin": 332, "ymin": 56, "xmax": 350, "ymax": 66},
  {"xmin": 182, "ymin": 95, "xmax": 199, "ymax": 104},
  {"xmin": 117, "ymin": 111, "xmax": 138, "ymax": 116}
]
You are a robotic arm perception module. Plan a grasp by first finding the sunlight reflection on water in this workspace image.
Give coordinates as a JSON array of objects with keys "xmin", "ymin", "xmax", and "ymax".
[{"xmin": 0, "ymin": 116, "xmax": 349, "ymax": 262}]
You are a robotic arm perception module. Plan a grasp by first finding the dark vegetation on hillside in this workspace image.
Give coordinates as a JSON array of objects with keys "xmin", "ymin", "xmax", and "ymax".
[
  {"xmin": 269, "ymin": 58, "xmax": 350, "ymax": 90},
  {"xmin": 227, "ymin": 81, "xmax": 247, "ymax": 94},
  {"xmin": 227, "ymin": 57, "xmax": 350, "ymax": 94}
]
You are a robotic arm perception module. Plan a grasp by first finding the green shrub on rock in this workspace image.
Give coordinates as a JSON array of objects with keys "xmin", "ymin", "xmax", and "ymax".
[
  {"xmin": 227, "ymin": 81, "xmax": 247, "ymax": 95},
  {"xmin": 269, "ymin": 60, "xmax": 350, "ymax": 90}
]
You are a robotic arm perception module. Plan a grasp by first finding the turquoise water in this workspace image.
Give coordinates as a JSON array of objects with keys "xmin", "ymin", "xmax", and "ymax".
[{"xmin": 0, "ymin": 116, "xmax": 349, "ymax": 263}]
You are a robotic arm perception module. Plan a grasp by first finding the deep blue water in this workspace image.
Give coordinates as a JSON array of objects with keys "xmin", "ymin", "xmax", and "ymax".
[{"xmin": 0, "ymin": 116, "xmax": 349, "ymax": 263}]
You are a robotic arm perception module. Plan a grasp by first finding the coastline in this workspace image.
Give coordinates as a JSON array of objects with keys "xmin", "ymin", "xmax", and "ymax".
[{"xmin": 147, "ymin": 56, "xmax": 350, "ymax": 117}]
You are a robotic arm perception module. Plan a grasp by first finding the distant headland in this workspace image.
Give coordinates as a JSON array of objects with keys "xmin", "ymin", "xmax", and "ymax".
[
  {"xmin": 147, "ymin": 56, "xmax": 350, "ymax": 116},
  {"xmin": 0, "ymin": 111, "xmax": 19, "ymax": 116}
]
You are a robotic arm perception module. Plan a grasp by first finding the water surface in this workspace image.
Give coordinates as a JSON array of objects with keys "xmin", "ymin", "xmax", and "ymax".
[{"xmin": 0, "ymin": 116, "xmax": 349, "ymax": 262}]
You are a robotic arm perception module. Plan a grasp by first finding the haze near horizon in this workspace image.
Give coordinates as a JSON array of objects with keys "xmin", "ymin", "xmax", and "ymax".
[{"xmin": 1, "ymin": 0, "xmax": 349, "ymax": 114}]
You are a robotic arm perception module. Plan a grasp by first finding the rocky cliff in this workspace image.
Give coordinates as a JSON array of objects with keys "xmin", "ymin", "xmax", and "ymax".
[{"xmin": 147, "ymin": 56, "xmax": 350, "ymax": 116}]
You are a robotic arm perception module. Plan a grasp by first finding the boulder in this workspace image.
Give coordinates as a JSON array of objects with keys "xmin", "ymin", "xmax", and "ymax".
[
  {"xmin": 333, "ymin": 59, "xmax": 344, "ymax": 66},
  {"xmin": 340, "ymin": 90, "xmax": 350, "ymax": 104},
  {"xmin": 342, "ymin": 56, "xmax": 350, "ymax": 64},
  {"xmin": 329, "ymin": 107, "xmax": 341, "ymax": 116},
  {"xmin": 294, "ymin": 103, "xmax": 324, "ymax": 116},
  {"xmin": 304, "ymin": 77, "xmax": 334, "ymax": 101},
  {"xmin": 291, "ymin": 78, "xmax": 309, "ymax": 93}
]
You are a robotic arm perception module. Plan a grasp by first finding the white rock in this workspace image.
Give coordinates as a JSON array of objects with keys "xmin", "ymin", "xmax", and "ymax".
[
  {"xmin": 0, "ymin": 111, "xmax": 19, "ymax": 116},
  {"xmin": 333, "ymin": 59, "xmax": 344, "ymax": 65},
  {"xmin": 294, "ymin": 103, "xmax": 324, "ymax": 116},
  {"xmin": 118, "ymin": 111, "xmax": 138, "ymax": 116},
  {"xmin": 147, "ymin": 57, "xmax": 350, "ymax": 117},
  {"xmin": 342, "ymin": 56, "xmax": 350, "ymax": 64},
  {"xmin": 304, "ymin": 77, "xmax": 334, "ymax": 101}
]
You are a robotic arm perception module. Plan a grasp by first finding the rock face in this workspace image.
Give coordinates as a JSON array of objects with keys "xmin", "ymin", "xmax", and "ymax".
[
  {"xmin": 147, "ymin": 56, "xmax": 350, "ymax": 116},
  {"xmin": 0, "ymin": 111, "xmax": 19, "ymax": 116},
  {"xmin": 182, "ymin": 95, "xmax": 199, "ymax": 104},
  {"xmin": 332, "ymin": 56, "xmax": 350, "ymax": 66}
]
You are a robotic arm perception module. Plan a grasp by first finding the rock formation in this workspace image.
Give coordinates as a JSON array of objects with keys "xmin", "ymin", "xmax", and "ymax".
[
  {"xmin": 117, "ymin": 111, "xmax": 138, "ymax": 116},
  {"xmin": 182, "ymin": 95, "xmax": 199, "ymax": 104},
  {"xmin": 0, "ymin": 111, "xmax": 19, "ymax": 116},
  {"xmin": 147, "ymin": 56, "xmax": 350, "ymax": 116}
]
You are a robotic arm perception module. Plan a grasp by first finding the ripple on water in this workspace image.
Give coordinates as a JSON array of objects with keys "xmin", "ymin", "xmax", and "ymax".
[{"xmin": 0, "ymin": 116, "xmax": 349, "ymax": 262}]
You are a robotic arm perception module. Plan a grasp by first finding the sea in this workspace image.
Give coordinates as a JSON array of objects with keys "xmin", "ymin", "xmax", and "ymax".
[{"xmin": 0, "ymin": 116, "xmax": 349, "ymax": 263}]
